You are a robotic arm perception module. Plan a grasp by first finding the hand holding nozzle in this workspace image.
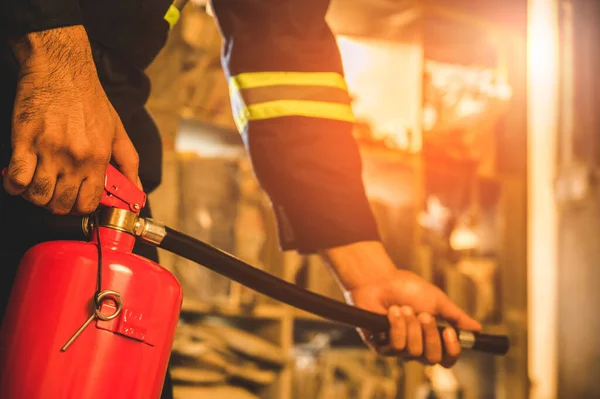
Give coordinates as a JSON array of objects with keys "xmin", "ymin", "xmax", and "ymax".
[
  {"xmin": 369, "ymin": 325, "xmax": 509, "ymax": 356},
  {"xmin": 136, "ymin": 221, "xmax": 511, "ymax": 358}
]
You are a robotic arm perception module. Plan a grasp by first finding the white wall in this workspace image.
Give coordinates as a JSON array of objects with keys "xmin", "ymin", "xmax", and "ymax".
[{"xmin": 527, "ymin": 0, "xmax": 559, "ymax": 398}]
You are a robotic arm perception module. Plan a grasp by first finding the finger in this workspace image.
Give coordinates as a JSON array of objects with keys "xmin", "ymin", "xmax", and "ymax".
[
  {"xmin": 402, "ymin": 306, "xmax": 423, "ymax": 358},
  {"xmin": 4, "ymin": 151, "xmax": 37, "ymax": 195},
  {"xmin": 21, "ymin": 161, "xmax": 57, "ymax": 207},
  {"xmin": 387, "ymin": 306, "xmax": 407, "ymax": 352},
  {"xmin": 110, "ymin": 123, "xmax": 140, "ymax": 186},
  {"xmin": 435, "ymin": 292, "xmax": 482, "ymax": 331},
  {"xmin": 418, "ymin": 313, "xmax": 442, "ymax": 364},
  {"xmin": 46, "ymin": 173, "xmax": 82, "ymax": 215},
  {"xmin": 440, "ymin": 327, "xmax": 461, "ymax": 368},
  {"xmin": 73, "ymin": 176, "xmax": 105, "ymax": 215}
]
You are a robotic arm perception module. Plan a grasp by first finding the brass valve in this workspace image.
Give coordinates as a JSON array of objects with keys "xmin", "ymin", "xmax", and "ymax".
[{"xmin": 83, "ymin": 207, "xmax": 166, "ymax": 246}]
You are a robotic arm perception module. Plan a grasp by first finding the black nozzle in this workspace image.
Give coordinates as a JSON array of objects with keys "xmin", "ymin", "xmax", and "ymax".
[{"xmin": 471, "ymin": 330, "xmax": 510, "ymax": 355}]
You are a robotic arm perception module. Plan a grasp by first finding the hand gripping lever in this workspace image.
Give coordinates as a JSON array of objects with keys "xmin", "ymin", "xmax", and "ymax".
[{"xmin": 96, "ymin": 165, "xmax": 510, "ymax": 356}]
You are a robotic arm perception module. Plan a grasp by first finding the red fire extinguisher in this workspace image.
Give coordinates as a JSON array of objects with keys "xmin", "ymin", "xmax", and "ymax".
[{"xmin": 0, "ymin": 165, "xmax": 182, "ymax": 399}]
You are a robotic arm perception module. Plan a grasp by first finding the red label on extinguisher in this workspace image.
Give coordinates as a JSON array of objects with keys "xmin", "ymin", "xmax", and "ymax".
[{"xmin": 96, "ymin": 303, "xmax": 154, "ymax": 346}]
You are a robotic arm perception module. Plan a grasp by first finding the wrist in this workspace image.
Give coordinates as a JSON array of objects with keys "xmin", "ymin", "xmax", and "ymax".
[
  {"xmin": 318, "ymin": 241, "xmax": 397, "ymax": 292},
  {"xmin": 9, "ymin": 26, "xmax": 93, "ymax": 72}
]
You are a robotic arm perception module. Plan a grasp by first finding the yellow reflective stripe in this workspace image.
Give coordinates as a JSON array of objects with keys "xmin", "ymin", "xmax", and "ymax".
[
  {"xmin": 233, "ymin": 100, "xmax": 355, "ymax": 132},
  {"xmin": 228, "ymin": 71, "xmax": 355, "ymax": 133},
  {"xmin": 229, "ymin": 72, "xmax": 348, "ymax": 91},
  {"xmin": 164, "ymin": 4, "xmax": 180, "ymax": 29}
]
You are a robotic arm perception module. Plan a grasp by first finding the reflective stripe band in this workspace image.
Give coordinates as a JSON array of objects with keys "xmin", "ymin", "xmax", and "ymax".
[
  {"xmin": 233, "ymin": 100, "xmax": 355, "ymax": 133},
  {"xmin": 230, "ymin": 72, "xmax": 349, "ymax": 91},
  {"xmin": 228, "ymin": 71, "xmax": 354, "ymax": 133},
  {"xmin": 164, "ymin": 4, "xmax": 180, "ymax": 29},
  {"xmin": 238, "ymin": 85, "xmax": 351, "ymax": 106}
]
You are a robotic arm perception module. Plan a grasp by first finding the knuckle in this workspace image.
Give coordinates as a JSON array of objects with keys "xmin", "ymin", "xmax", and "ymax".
[
  {"xmin": 56, "ymin": 185, "xmax": 78, "ymax": 208},
  {"xmin": 39, "ymin": 136, "xmax": 63, "ymax": 153},
  {"xmin": 7, "ymin": 159, "xmax": 31, "ymax": 189},
  {"xmin": 92, "ymin": 182, "xmax": 105, "ymax": 200},
  {"xmin": 29, "ymin": 178, "xmax": 52, "ymax": 196},
  {"xmin": 90, "ymin": 148, "xmax": 111, "ymax": 165},
  {"xmin": 78, "ymin": 183, "xmax": 104, "ymax": 214},
  {"xmin": 26, "ymin": 178, "xmax": 53, "ymax": 203},
  {"xmin": 83, "ymin": 197, "xmax": 103, "ymax": 214},
  {"xmin": 9, "ymin": 157, "xmax": 29, "ymax": 175},
  {"xmin": 8, "ymin": 174, "xmax": 30, "ymax": 190},
  {"xmin": 68, "ymin": 144, "xmax": 94, "ymax": 163}
]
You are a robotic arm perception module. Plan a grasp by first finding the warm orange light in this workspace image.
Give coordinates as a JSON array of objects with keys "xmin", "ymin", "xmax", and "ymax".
[{"xmin": 336, "ymin": 35, "xmax": 423, "ymax": 152}]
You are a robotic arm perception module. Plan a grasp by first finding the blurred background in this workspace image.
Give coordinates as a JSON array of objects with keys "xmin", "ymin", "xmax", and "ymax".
[{"xmin": 143, "ymin": 0, "xmax": 599, "ymax": 398}]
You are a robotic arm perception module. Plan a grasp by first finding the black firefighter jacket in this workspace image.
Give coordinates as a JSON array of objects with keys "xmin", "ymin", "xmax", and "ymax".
[{"xmin": 1, "ymin": 0, "xmax": 381, "ymax": 254}]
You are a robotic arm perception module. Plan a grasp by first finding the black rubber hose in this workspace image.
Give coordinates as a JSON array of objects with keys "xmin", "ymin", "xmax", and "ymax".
[{"xmin": 159, "ymin": 226, "xmax": 509, "ymax": 356}]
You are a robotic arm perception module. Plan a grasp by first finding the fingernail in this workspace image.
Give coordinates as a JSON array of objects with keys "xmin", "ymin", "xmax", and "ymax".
[
  {"xmin": 389, "ymin": 306, "xmax": 401, "ymax": 318},
  {"xmin": 445, "ymin": 327, "xmax": 457, "ymax": 342},
  {"xmin": 418, "ymin": 313, "xmax": 432, "ymax": 324},
  {"xmin": 401, "ymin": 306, "xmax": 413, "ymax": 316}
]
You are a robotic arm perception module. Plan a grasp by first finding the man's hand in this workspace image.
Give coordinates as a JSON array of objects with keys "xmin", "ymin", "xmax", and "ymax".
[
  {"xmin": 3, "ymin": 26, "xmax": 140, "ymax": 215},
  {"xmin": 320, "ymin": 241, "xmax": 481, "ymax": 368},
  {"xmin": 347, "ymin": 269, "xmax": 481, "ymax": 368}
]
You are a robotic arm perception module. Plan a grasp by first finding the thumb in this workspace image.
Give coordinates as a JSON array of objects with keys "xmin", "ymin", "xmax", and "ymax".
[
  {"xmin": 435, "ymin": 292, "xmax": 482, "ymax": 332},
  {"xmin": 111, "ymin": 124, "xmax": 141, "ymax": 189}
]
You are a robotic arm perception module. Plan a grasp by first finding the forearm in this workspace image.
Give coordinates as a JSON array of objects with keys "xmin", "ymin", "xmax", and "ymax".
[
  {"xmin": 212, "ymin": 0, "xmax": 381, "ymax": 253},
  {"xmin": 319, "ymin": 241, "xmax": 396, "ymax": 291}
]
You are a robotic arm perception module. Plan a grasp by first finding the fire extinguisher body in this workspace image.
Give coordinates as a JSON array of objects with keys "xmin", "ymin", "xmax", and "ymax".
[{"xmin": 0, "ymin": 228, "xmax": 182, "ymax": 399}]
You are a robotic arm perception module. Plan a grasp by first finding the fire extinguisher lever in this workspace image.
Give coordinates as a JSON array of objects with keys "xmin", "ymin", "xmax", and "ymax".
[{"xmin": 99, "ymin": 164, "xmax": 147, "ymax": 215}]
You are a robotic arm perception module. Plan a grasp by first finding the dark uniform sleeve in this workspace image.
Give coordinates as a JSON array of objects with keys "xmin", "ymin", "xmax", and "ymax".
[
  {"xmin": 0, "ymin": 0, "xmax": 83, "ymax": 37},
  {"xmin": 210, "ymin": 0, "xmax": 381, "ymax": 254}
]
